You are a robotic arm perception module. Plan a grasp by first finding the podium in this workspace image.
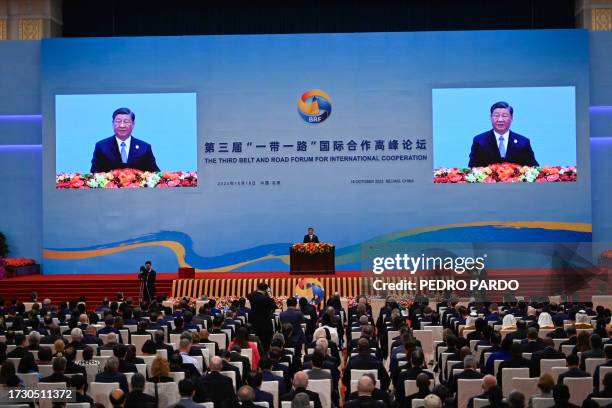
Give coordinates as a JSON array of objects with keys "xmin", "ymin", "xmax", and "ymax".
[{"xmin": 289, "ymin": 243, "xmax": 335, "ymax": 275}]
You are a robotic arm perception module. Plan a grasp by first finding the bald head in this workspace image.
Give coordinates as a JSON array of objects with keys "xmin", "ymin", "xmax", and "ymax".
[
  {"xmin": 210, "ymin": 356, "xmax": 223, "ymax": 371},
  {"xmin": 293, "ymin": 371, "xmax": 309, "ymax": 388},
  {"xmin": 482, "ymin": 374, "xmax": 497, "ymax": 390},
  {"xmin": 357, "ymin": 375, "xmax": 375, "ymax": 396},
  {"xmin": 459, "ymin": 346, "xmax": 471, "ymax": 360},
  {"xmin": 237, "ymin": 385, "xmax": 254, "ymax": 402}
]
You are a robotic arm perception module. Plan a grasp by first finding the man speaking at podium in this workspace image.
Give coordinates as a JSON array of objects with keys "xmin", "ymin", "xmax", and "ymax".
[{"xmin": 303, "ymin": 227, "xmax": 319, "ymax": 243}]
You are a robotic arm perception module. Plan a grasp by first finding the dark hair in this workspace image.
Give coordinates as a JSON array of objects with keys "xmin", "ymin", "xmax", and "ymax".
[
  {"xmin": 18, "ymin": 353, "xmax": 38, "ymax": 373},
  {"xmin": 83, "ymin": 346, "xmax": 94, "ymax": 361},
  {"xmin": 490, "ymin": 101, "xmax": 513, "ymax": 116},
  {"xmin": 38, "ymin": 347, "xmax": 53, "ymax": 362},
  {"xmin": 553, "ymin": 384, "xmax": 570, "ymax": 402},
  {"xmin": 259, "ymin": 358, "xmax": 273, "ymax": 370},
  {"xmin": 113, "ymin": 344, "xmax": 127, "ymax": 359},
  {"xmin": 488, "ymin": 385, "xmax": 504, "ymax": 404},
  {"xmin": 286, "ymin": 297, "xmax": 297, "ymax": 307},
  {"xmin": 178, "ymin": 378, "xmax": 195, "ymax": 397},
  {"xmin": 130, "ymin": 373, "xmax": 146, "ymax": 390},
  {"xmin": 246, "ymin": 372, "xmax": 263, "ymax": 388},
  {"xmin": 70, "ymin": 373, "xmax": 86, "ymax": 389},
  {"xmin": 112, "ymin": 107, "xmax": 135, "ymax": 122},
  {"xmin": 311, "ymin": 351, "xmax": 325, "ymax": 368},
  {"xmin": 257, "ymin": 282, "xmax": 269, "ymax": 291},
  {"xmin": 566, "ymin": 354, "xmax": 579, "ymax": 366}
]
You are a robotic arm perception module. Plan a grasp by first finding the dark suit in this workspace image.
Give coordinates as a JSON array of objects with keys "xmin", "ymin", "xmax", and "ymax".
[
  {"xmin": 303, "ymin": 234, "xmax": 320, "ymax": 243},
  {"xmin": 254, "ymin": 388, "xmax": 274, "ymax": 408},
  {"xmin": 125, "ymin": 390, "xmax": 156, "ymax": 408},
  {"xmin": 530, "ymin": 347, "xmax": 566, "ymax": 377},
  {"xmin": 40, "ymin": 372, "xmax": 71, "ymax": 385},
  {"xmin": 557, "ymin": 367, "xmax": 590, "ymax": 385},
  {"xmin": 281, "ymin": 387, "xmax": 322, "ymax": 408},
  {"xmin": 90, "ymin": 135, "xmax": 159, "ymax": 173},
  {"xmin": 262, "ymin": 370, "xmax": 287, "ymax": 396},
  {"xmin": 280, "ymin": 308, "xmax": 306, "ymax": 349},
  {"xmin": 194, "ymin": 371, "xmax": 236, "ymax": 408},
  {"xmin": 496, "ymin": 357, "xmax": 531, "ymax": 387},
  {"xmin": 95, "ymin": 370, "xmax": 129, "ymax": 394},
  {"xmin": 450, "ymin": 369, "xmax": 484, "ymax": 394},
  {"xmin": 138, "ymin": 268, "xmax": 157, "ymax": 304},
  {"xmin": 345, "ymin": 395, "xmax": 386, "ymax": 408},
  {"xmin": 580, "ymin": 348, "xmax": 604, "ymax": 371},
  {"xmin": 468, "ymin": 130, "xmax": 538, "ymax": 168},
  {"xmin": 246, "ymin": 291, "xmax": 276, "ymax": 350},
  {"xmin": 343, "ymin": 354, "xmax": 391, "ymax": 391}
]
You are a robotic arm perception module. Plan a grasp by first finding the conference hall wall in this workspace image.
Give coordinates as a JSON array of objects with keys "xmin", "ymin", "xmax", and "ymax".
[{"xmin": 39, "ymin": 29, "xmax": 592, "ymax": 275}]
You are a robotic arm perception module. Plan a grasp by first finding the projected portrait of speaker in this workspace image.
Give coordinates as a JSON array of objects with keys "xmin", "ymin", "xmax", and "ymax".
[
  {"xmin": 90, "ymin": 107, "xmax": 160, "ymax": 173},
  {"xmin": 468, "ymin": 101, "xmax": 539, "ymax": 168}
]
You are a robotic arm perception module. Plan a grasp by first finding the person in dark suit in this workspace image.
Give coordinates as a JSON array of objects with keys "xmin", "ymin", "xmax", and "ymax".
[
  {"xmin": 194, "ymin": 356, "xmax": 236, "ymax": 408},
  {"xmin": 95, "ymin": 356, "xmax": 130, "ymax": 394},
  {"xmin": 450, "ymin": 355, "xmax": 484, "ymax": 394},
  {"xmin": 395, "ymin": 350, "xmax": 433, "ymax": 404},
  {"xmin": 125, "ymin": 373, "xmax": 156, "ymax": 408},
  {"xmin": 6, "ymin": 334, "xmax": 32, "ymax": 359},
  {"xmin": 261, "ymin": 358, "xmax": 287, "ymax": 396},
  {"xmin": 521, "ymin": 328, "xmax": 546, "ymax": 353},
  {"xmin": 530, "ymin": 338, "xmax": 566, "ymax": 377},
  {"xmin": 468, "ymin": 101, "xmax": 538, "ymax": 168},
  {"xmin": 138, "ymin": 261, "xmax": 157, "ymax": 306},
  {"xmin": 245, "ymin": 372, "xmax": 274, "ymax": 408},
  {"xmin": 246, "ymin": 283, "xmax": 277, "ymax": 351},
  {"xmin": 280, "ymin": 297, "xmax": 306, "ymax": 353},
  {"xmin": 345, "ymin": 375, "xmax": 386, "ymax": 408},
  {"xmin": 303, "ymin": 227, "xmax": 320, "ymax": 243},
  {"xmin": 467, "ymin": 375, "xmax": 498, "ymax": 408},
  {"xmin": 343, "ymin": 338, "xmax": 391, "ymax": 392},
  {"xmin": 281, "ymin": 371, "xmax": 322, "ymax": 408},
  {"xmin": 90, "ymin": 107, "xmax": 160, "ymax": 173},
  {"xmin": 580, "ymin": 334, "xmax": 605, "ymax": 371},
  {"xmin": 496, "ymin": 343, "xmax": 531, "ymax": 388},
  {"xmin": 70, "ymin": 374, "xmax": 95, "ymax": 406},
  {"xmin": 40, "ymin": 357, "xmax": 71, "ymax": 385},
  {"xmin": 557, "ymin": 354, "xmax": 590, "ymax": 385},
  {"xmin": 593, "ymin": 346, "xmax": 612, "ymax": 389}
]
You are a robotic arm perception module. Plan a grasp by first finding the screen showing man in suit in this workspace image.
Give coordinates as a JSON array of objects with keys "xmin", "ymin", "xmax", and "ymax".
[
  {"xmin": 55, "ymin": 92, "xmax": 198, "ymax": 189},
  {"xmin": 468, "ymin": 101, "xmax": 538, "ymax": 168},
  {"xmin": 432, "ymin": 86, "xmax": 577, "ymax": 184},
  {"xmin": 90, "ymin": 107, "xmax": 160, "ymax": 173}
]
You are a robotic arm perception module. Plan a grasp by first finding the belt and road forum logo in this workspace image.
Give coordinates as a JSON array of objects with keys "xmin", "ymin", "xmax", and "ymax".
[{"xmin": 298, "ymin": 89, "xmax": 332, "ymax": 124}]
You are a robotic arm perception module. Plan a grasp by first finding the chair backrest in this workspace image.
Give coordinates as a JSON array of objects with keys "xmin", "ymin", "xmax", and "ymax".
[
  {"xmin": 538, "ymin": 329, "xmax": 554, "ymax": 339},
  {"xmin": 473, "ymin": 398, "xmax": 490, "ymax": 408},
  {"xmin": 549, "ymin": 366, "xmax": 568, "ymax": 384},
  {"xmin": 532, "ymin": 397, "xmax": 555, "ymax": 408},
  {"xmin": 230, "ymin": 360, "xmax": 244, "ymax": 377},
  {"xmin": 169, "ymin": 371, "xmax": 185, "ymax": 382},
  {"xmin": 351, "ymin": 369, "xmax": 378, "ymax": 379},
  {"xmin": 458, "ymin": 379, "xmax": 484, "ymax": 408},
  {"xmin": 17, "ymin": 372, "xmax": 39, "ymax": 387},
  {"xmin": 66, "ymin": 403, "xmax": 91, "ymax": 408},
  {"xmin": 221, "ymin": 370, "xmax": 237, "ymax": 389},
  {"xmin": 119, "ymin": 329, "xmax": 129, "ymax": 344},
  {"xmin": 209, "ymin": 333, "xmax": 227, "ymax": 349},
  {"xmin": 511, "ymin": 377, "xmax": 538, "ymax": 400},
  {"xmin": 440, "ymin": 353, "xmax": 454, "ymax": 380},
  {"xmin": 253, "ymin": 402, "xmax": 269, "ymax": 408},
  {"xmin": 413, "ymin": 330, "xmax": 433, "ymax": 355},
  {"xmin": 601, "ymin": 366, "xmax": 612, "ymax": 391},
  {"xmin": 39, "ymin": 364, "xmax": 53, "ymax": 377},
  {"xmin": 144, "ymin": 381, "xmax": 180, "ymax": 407},
  {"xmin": 387, "ymin": 330, "xmax": 400, "ymax": 354},
  {"xmin": 85, "ymin": 363, "xmax": 100, "ymax": 383},
  {"xmin": 88, "ymin": 381, "xmax": 119, "ymax": 408},
  {"xmin": 563, "ymin": 376, "xmax": 593, "ymax": 406},
  {"xmin": 200, "ymin": 403, "xmax": 215, "ymax": 408},
  {"xmin": 522, "ymin": 353, "xmax": 532, "ymax": 360},
  {"xmin": 38, "ymin": 382, "xmax": 69, "ymax": 408},
  {"xmin": 592, "ymin": 398, "xmax": 612, "ymax": 407},
  {"xmin": 552, "ymin": 338, "xmax": 567, "ymax": 350},
  {"xmin": 307, "ymin": 378, "xmax": 331, "ymax": 408},
  {"xmin": 99, "ymin": 349, "xmax": 114, "ymax": 357},
  {"xmin": 8, "ymin": 357, "xmax": 21, "ymax": 368},
  {"xmin": 156, "ymin": 348, "xmax": 167, "ymax": 359},
  {"xmin": 169, "ymin": 333, "xmax": 182, "ymax": 349},
  {"xmin": 404, "ymin": 379, "xmax": 432, "ymax": 396},
  {"xmin": 493, "ymin": 359, "xmax": 504, "ymax": 377},
  {"xmin": 412, "ymin": 399, "xmax": 425, "ymax": 408},
  {"xmin": 261, "ymin": 380, "xmax": 279, "ymax": 408},
  {"xmin": 98, "ymin": 334, "xmax": 109, "ymax": 344},
  {"xmin": 561, "ymin": 345, "xmax": 574, "ymax": 356},
  {"xmin": 501, "ymin": 367, "xmax": 530, "ymax": 397},
  {"xmin": 422, "ymin": 325, "xmax": 443, "ymax": 342},
  {"xmin": 585, "ymin": 358, "xmax": 606, "ymax": 376},
  {"xmin": 135, "ymin": 363, "xmax": 146, "ymax": 377},
  {"xmin": 470, "ymin": 340, "xmax": 479, "ymax": 351},
  {"xmin": 540, "ymin": 359, "xmax": 567, "ymax": 376},
  {"xmin": 140, "ymin": 355, "xmax": 156, "ymax": 376},
  {"xmin": 130, "ymin": 334, "xmax": 151, "ymax": 356},
  {"xmin": 241, "ymin": 347, "xmax": 253, "ymax": 365},
  {"xmin": 124, "ymin": 372, "xmax": 135, "ymax": 385}
]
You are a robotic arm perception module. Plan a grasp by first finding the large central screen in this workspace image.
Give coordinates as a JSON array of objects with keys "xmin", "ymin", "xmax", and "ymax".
[{"xmin": 41, "ymin": 30, "xmax": 592, "ymax": 274}]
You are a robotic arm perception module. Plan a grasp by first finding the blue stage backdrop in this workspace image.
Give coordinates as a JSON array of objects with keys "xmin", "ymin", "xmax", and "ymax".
[{"xmin": 41, "ymin": 30, "xmax": 592, "ymax": 274}]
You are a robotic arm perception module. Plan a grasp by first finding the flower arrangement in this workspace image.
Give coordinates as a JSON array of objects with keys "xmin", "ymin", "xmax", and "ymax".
[
  {"xmin": 167, "ymin": 296, "xmax": 198, "ymax": 308},
  {"xmin": 168, "ymin": 295, "xmax": 289, "ymax": 310},
  {"xmin": 346, "ymin": 295, "xmax": 414, "ymax": 310},
  {"xmin": 434, "ymin": 164, "xmax": 577, "ymax": 184},
  {"xmin": 56, "ymin": 169, "xmax": 197, "ymax": 189},
  {"xmin": 291, "ymin": 243, "xmax": 335, "ymax": 254},
  {"xmin": 2, "ymin": 258, "xmax": 36, "ymax": 268}
]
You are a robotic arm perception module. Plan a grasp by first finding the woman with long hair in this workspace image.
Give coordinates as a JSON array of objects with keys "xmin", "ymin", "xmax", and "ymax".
[
  {"xmin": 149, "ymin": 356, "xmax": 173, "ymax": 383},
  {"xmin": 229, "ymin": 326, "xmax": 260, "ymax": 370}
]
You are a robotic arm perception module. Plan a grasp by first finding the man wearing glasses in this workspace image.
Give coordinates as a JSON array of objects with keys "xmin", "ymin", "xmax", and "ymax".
[
  {"xmin": 468, "ymin": 101, "xmax": 538, "ymax": 168},
  {"xmin": 90, "ymin": 107, "xmax": 160, "ymax": 173}
]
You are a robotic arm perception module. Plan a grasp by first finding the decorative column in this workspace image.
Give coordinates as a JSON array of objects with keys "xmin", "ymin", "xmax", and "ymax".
[
  {"xmin": 0, "ymin": 0, "xmax": 62, "ymax": 40},
  {"xmin": 576, "ymin": 0, "xmax": 612, "ymax": 30}
]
